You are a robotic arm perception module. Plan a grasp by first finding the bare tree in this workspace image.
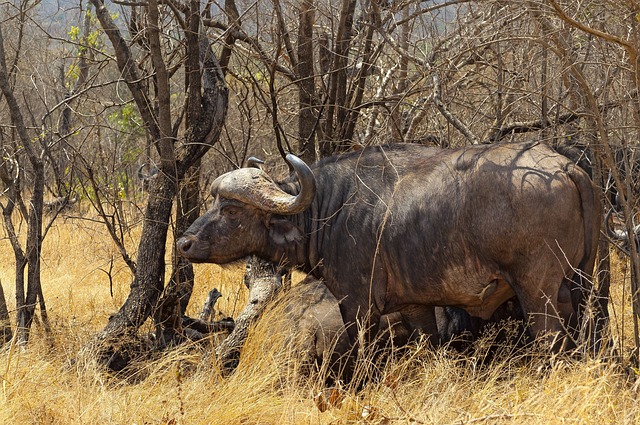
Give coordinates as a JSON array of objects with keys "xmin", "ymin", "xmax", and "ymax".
[
  {"xmin": 82, "ymin": 0, "xmax": 228, "ymax": 366},
  {"xmin": 0, "ymin": 12, "xmax": 48, "ymax": 345},
  {"xmin": 535, "ymin": 0, "xmax": 640, "ymax": 357}
]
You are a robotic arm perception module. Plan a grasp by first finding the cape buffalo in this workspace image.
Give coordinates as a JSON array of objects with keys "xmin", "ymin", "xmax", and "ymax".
[
  {"xmin": 236, "ymin": 272, "xmax": 483, "ymax": 379},
  {"xmin": 273, "ymin": 276, "xmax": 351, "ymax": 377},
  {"xmin": 177, "ymin": 142, "xmax": 600, "ymax": 351},
  {"xmin": 605, "ymin": 209, "xmax": 640, "ymax": 256}
]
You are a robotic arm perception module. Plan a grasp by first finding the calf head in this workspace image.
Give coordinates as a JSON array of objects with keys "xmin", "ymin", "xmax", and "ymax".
[{"xmin": 177, "ymin": 154, "xmax": 316, "ymax": 264}]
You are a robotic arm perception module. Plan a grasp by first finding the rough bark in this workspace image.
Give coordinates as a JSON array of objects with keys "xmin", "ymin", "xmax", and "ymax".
[
  {"xmin": 84, "ymin": 0, "xmax": 228, "ymax": 370},
  {"xmin": 19, "ymin": 164, "xmax": 45, "ymax": 344},
  {"xmin": 152, "ymin": 0, "xmax": 203, "ymax": 340},
  {"xmin": 0, "ymin": 22, "xmax": 47, "ymax": 345},
  {"xmin": 320, "ymin": 0, "xmax": 356, "ymax": 156},
  {"xmin": 218, "ymin": 0, "xmax": 239, "ymax": 75},
  {"xmin": 101, "ymin": 174, "xmax": 176, "ymax": 335},
  {"xmin": 296, "ymin": 0, "xmax": 316, "ymax": 163},
  {"xmin": 154, "ymin": 161, "xmax": 201, "ymax": 339},
  {"xmin": 0, "ymin": 281, "xmax": 12, "ymax": 345}
]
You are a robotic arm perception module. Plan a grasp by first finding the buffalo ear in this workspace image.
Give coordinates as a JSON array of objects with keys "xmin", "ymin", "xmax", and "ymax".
[{"xmin": 268, "ymin": 217, "xmax": 303, "ymax": 246}]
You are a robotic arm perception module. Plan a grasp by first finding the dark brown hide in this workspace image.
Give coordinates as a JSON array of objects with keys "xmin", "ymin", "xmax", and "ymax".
[{"xmin": 178, "ymin": 142, "xmax": 600, "ymax": 350}]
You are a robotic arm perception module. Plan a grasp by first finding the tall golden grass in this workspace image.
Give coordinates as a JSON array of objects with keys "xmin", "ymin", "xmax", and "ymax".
[{"xmin": 1, "ymin": 216, "xmax": 639, "ymax": 424}]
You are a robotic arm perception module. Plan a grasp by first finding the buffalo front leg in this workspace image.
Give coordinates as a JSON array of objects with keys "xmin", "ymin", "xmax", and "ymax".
[{"xmin": 337, "ymin": 298, "xmax": 381, "ymax": 357}]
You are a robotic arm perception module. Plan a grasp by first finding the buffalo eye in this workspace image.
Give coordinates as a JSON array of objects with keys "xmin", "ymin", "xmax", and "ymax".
[{"xmin": 222, "ymin": 205, "xmax": 241, "ymax": 218}]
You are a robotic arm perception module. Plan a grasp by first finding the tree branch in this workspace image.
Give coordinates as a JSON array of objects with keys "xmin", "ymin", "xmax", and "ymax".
[
  {"xmin": 89, "ymin": 0, "xmax": 159, "ymax": 141},
  {"xmin": 433, "ymin": 73, "xmax": 479, "ymax": 144},
  {"xmin": 177, "ymin": 35, "xmax": 229, "ymax": 171}
]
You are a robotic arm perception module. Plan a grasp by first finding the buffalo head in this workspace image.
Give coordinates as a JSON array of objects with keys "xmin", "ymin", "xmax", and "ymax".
[
  {"xmin": 605, "ymin": 208, "xmax": 640, "ymax": 255},
  {"xmin": 177, "ymin": 154, "xmax": 316, "ymax": 264}
]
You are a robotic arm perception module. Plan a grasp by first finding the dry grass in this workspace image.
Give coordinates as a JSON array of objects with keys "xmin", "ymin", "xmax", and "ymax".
[{"xmin": 1, "ymin": 216, "xmax": 639, "ymax": 424}]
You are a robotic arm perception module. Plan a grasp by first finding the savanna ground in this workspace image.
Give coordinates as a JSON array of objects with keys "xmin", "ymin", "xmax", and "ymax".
[{"xmin": 1, "ymin": 212, "xmax": 640, "ymax": 424}]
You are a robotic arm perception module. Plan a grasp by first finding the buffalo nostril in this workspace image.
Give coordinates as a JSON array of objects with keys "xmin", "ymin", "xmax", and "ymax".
[{"xmin": 177, "ymin": 237, "xmax": 193, "ymax": 254}]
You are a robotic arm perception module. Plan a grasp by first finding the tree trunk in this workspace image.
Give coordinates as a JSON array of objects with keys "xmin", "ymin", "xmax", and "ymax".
[
  {"xmin": 341, "ymin": 1, "xmax": 378, "ymax": 145},
  {"xmin": 84, "ymin": 0, "xmax": 228, "ymax": 370},
  {"xmin": 175, "ymin": 163, "xmax": 201, "ymax": 316},
  {"xmin": 592, "ymin": 153, "xmax": 611, "ymax": 354},
  {"xmin": 0, "ymin": 161, "xmax": 25, "ymax": 348},
  {"xmin": 0, "ymin": 281, "xmax": 12, "ymax": 345},
  {"xmin": 296, "ymin": 0, "xmax": 316, "ymax": 163},
  {"xmin": 17, "ymin": 164, "xmax": 45, "ymax": 345},
  {"xmin": 154, "ymin": 162, "xmax": 201, "ymax": 342},
  {"xmin": 100, "ymin": 171, "xmax": 177, "ymax": 337},
  {"xmin": 0, "ymin": 22, "xmax": 48, "ymax": 346},
  {"xmin": 389, "ymin": 5, "xmax": 409, "ymax": 143},
  {"xmin": 320, "ymin": 0, "xmax": 356, "ymax": 156}
]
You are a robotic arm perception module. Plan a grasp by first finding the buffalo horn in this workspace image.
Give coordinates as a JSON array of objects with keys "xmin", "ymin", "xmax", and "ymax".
[
  {"xmin": 246, "ymin": 157, "xmax": 265, "ymax": 169},
  {"xmin": 212, "ymin": 153, "xmax": 316, "ymax": 215},
  {"xmin": 604, "ymin": 209, "xmax": 640, "ymax": 242}
]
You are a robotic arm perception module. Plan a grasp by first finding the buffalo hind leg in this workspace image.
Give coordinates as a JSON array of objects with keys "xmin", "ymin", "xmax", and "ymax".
[{"xmin": 513, "ymin": 276, "xmax": 576, "ymax": 353}]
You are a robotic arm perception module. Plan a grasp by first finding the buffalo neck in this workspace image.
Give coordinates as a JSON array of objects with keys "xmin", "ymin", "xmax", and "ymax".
[
  {"xmin": 261, "ymin": 180, "xmax": 321, "ymax": 275},
  {"xmin": 258, "ymin": 209, "xmax": 316, "ymax": 274}
]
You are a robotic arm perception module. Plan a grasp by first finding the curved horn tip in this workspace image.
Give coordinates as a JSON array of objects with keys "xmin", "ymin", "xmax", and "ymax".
[
  {"xmin": 284, "ymin": 153, "xmax": 316, "ymax": 214},
  {"xmin": 246, "ymin": 157, "xmax": 265, "ymax": 168},
  {"xmin": 285, "ymin": 153, "xmax": 305, "ymax": 165},
  {"xmin": 605, "ymin": 208, "xmax": 631, "ymax": 242}
]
